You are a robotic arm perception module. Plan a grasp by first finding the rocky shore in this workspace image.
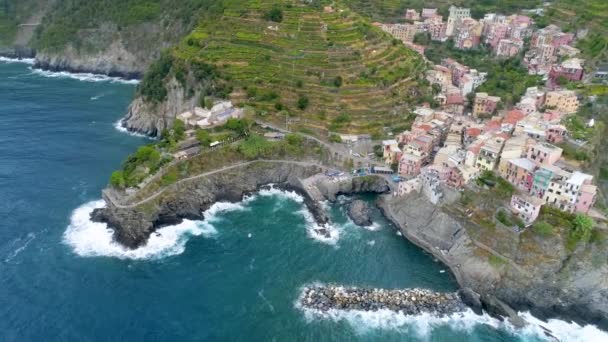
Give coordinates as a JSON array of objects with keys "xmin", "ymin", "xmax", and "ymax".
[
  {"xmin": 346, "ymin": 200, "xmax": 373, "ymax": 226},
  {"xmin": 377, "ymin": 192, "xmax": 608, "ymax": 330},
  {"xmin": 299, "ymin": 285, "xmax": 467, "ymax": 316},
  {"xmin": 93, "ymin": 160, "xmax": 392, "ymax": 248}
]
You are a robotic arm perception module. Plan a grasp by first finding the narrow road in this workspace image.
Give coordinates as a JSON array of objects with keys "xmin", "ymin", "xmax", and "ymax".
[
  {"xmin": 106, "ymin": 159, "xmax": 327, "ymax": 209},
  {"xmin": 255, "ymin": 119, "xmax": 385, "ymax": 167}
]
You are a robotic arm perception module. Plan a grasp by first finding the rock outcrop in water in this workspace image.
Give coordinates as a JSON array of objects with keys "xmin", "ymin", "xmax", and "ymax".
[
  {"xmin": 300, "ymin": 285, "xmax": 467, "ymax": 316},
  {"xmin": 347, "ymin": 200, "xmax": 373, "ymax": 226},
  {"xmin": 378, "ymin": 191, "xmax": 608, "ymax": 330},
  {"xmin": 92, "ymin": 160, "xmax": 391, "ymax": 249}
]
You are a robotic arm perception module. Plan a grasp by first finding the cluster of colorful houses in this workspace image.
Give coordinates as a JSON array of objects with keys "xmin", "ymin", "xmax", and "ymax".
[
  {"xmin": 383, "ymin": 82, "xmax": 598, "ymax": 226},
  {"xmin": 377, "ymin": 6, "xmax": 588, "ymax": 85}
]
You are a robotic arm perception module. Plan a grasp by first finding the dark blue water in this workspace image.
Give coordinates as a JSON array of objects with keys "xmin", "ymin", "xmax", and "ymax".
[{"xmin": 0, "ymin": 60, "xmax": 601, "ymax": 341}]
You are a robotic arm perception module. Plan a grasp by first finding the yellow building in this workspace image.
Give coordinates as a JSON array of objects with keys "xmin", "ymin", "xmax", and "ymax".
[{"xmin": 545, "ymin": 90, "xmax": 579, "ymax": 114}]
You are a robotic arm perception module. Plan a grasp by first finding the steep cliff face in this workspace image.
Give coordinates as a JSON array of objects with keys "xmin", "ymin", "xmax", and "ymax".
[
  {"xmin": 378, "ymin": 193, "xmax": 608, "ymax": 329},
  {"xmin": 34, "ymin": 40, "xmax": 145, "ymax": 79},
  {"xmin": 93, "ymin": 162, "xmax": 326, "ymax": 248},
  {"xmin": 121, "ymin": 78, "xmax": 201, "ymax": 136}
]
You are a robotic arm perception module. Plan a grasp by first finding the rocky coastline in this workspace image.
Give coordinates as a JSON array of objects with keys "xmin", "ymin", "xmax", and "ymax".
[
  {"xmin": 0, "ymin": 46, "xmax": 36, "ymax": 60},
  {"xmin": 89, "ymin": 151, "xmax": 608, "ymax": 329},
  {"xmin": 299, "ymin": 285, "xmax": 468, "ymax": 316},
  {"xmin": 346, "ymin": 199, "xmax": 373, "ymax": 226},
  {"xmin": 376, "ymin": 192, "xmax": 608, "ymax": 330}
]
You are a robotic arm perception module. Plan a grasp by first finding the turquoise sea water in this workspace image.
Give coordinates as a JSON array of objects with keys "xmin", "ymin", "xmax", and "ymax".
[{"xmin": 0, "ymin": 60, "xmax": 605, "ymax": 341}]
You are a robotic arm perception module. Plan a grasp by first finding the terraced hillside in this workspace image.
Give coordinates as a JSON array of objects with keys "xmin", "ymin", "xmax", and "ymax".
[
  {"xmin": 344, "ymin": 0, "xmax": 542, "ymax": 22},
  {"xmin": 542, "ymin": 0, "xmax": 608, "ymax": 63},
  {"xmin": 166, "ymin": 0, "xmax": 428, "ymax": 134}
]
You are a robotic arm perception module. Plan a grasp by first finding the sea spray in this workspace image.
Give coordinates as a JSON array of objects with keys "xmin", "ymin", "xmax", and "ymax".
[
  {"xmin": 29, "ymin": 68, "xmax": 140, "ymax": 84},
  {"xmin": 0, "ymin": 57, "xmax": 35, "ymax": 64},
  {"xmin": 63, "ymin": 200, "xmax": 216, "ymax": 260},
  {"xmin": 114, "ymin": 119, "xmax": 155, "ymax": 139},
  {"xmin": 63, "ymin": 188, "xmax": 330, "ymax": 259},
  {"xmin": 296, "ymin": 284, "xmax": 608, "ymax": 341}
]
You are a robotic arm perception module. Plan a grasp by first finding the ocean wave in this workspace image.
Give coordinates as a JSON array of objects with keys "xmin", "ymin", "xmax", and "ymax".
[
  {"xmin": 203, "ymin": 200, "xmax": 252, "ymax": 221},
  {"xmin": 63, "ymin": 200, "xmax": 216, "ymax": 260},
  {"xmin": 0, "ymin": 56, "xmax": 35, "ymax": 65},
  {"xmin": 113, "ymin": 119, "xmax": 154, "ymax": 139},
  {"xmin": 298, "ymin": 207, "xmax": 340, "ymax": 245},
  {"xmin": 29, "ymin": 67, "xmax": 139, "ymax": 84},
  {"xmin": 4, "ymin": 232, "xmax": 36, "ymax": 263},
  {"xmin": 257, "ymin": 184, "xmax": 305, "ymax": 203},
  {"xmin": 298, "ymin": 300, "xmax": 608, "ymax": 341}
]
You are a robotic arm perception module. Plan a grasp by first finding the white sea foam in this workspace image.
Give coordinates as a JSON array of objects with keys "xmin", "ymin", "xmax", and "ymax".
[
  {"xmin": 257, "ymin": 184, "xmax": 305, "ymax": 203},
  {"xmin": 113, "ymin": 119, "xmax": 154, "ymax": 139},
  {"xmin": 0, "ymin": 56, "xmax": 35, "ymax": 64},
  {"xmin": 29, "ymin": 67, "xmax": 139, "ymax": 84},
  {"xmin": 298, "ymin": 207, "xmax": 340, "ymax": 245},
  {"xmin": 63, "ymin": 200, "xmax": 216, "ymax": 260},
  {"xmin": 298, "ymin": 301, "xmax": 608, "ymax": 341},
  {"xmin": 4, "ymin": 232, "xmax": 36, "ymax": 263},
  {"xmin": 517, "ymin": 312, "xmax": 608, "ymax": 342}
]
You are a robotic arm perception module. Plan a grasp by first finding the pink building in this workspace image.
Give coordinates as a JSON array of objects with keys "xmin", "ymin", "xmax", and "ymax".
[
  {"xmin": 546, "ymin": 125, "xmax": 567, "ymax": 144},
  {"xmin": 503, "ymin": 158, "xmax": 536, "ymax": 191},
  {"xmin": 399, "ymin": 153, "xmax": 425, "ymax": 177},
  {"xmin": 527, "ymin": 142, "xmax": 562, "ymax": 166},
  {"xmin": 576, "ymin": 184, "xmax": 597, "ymax": 214},
  {"xmin": 549, "ymin": 58, "xmax": 584, "ymax": 85},
  {"xmin": 405, "ymin": 9, "xmax": 420, "ymax": 21},
  {"xmin": 510, "ymin": 194, "xmax": 543, "ymax": 225},
  {"xmin": 542, "ymin": 110, "xmax": 562, "ymax": 122},
  {"xmin": 421, "ymin": 8, "xmax": 437, "ymax": 18},
  {"xmin": 496, "ymin": 38, "xmax": 523, "ymax": 58}
]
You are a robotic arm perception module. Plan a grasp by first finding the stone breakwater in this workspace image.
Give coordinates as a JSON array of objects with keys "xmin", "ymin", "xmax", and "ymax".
[{"xmin": 299, "ymin": 285, "xmax": 467, "ymax": 316}]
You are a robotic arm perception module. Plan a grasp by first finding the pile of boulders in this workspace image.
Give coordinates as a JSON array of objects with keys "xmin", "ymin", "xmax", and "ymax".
[{"xmin": 300, "ymin": 285, "xmax": 467, "ymax": 316}]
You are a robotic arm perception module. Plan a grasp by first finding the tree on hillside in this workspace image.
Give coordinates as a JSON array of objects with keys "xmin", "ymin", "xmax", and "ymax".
[
  {"xmin": 572, "ymin": 214, "xmax": 594, "ymax": 243},
  {"xmin": 264, "ymin": 7, "xmax": 283, "ymax": 22},
  {"xmin": 297, "ymin": 96, "xmax": 309, "ymax": 110}
]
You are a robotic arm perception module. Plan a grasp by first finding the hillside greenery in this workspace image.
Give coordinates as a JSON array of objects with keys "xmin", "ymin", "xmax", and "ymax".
[
  {"xmin": 424, "ymin": 39, "xmax": 543, "ymax": 105},
  {"xmin": 541, "ymin": 0, "xmax": 608, "ymax": 63},
  {"xmin": 149, "ymin": 0, "xmax": 429, "ymax": 134},
  {"xmin": 29, "ymin": 0, "xmax": 224, "ymax": 52},
  {"xmin": 0, "ymin": 0, "xmax": 48, "ymax": 46}
]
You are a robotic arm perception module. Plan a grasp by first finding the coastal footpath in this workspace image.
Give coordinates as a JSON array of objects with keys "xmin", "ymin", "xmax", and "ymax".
[
  {"xmin": 93, "ymin": 160, "xmax": 390, "ymax": 248},
  {"xmin": 377, "ymin": 192, "xmax": 608, "ymax": 330},
  {"xmin": 93, "ymin": 153, "xmax": 608, "ymax": 328}
]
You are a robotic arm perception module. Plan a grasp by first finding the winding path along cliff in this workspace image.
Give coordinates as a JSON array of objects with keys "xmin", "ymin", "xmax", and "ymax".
[
  {"xmin": 377, "ymin": 192, "xmax": 608, "ymax": 330},
  {"xmin": 92, "ymin": 154, "xmax": 608, "ymax": 329},
  {"xmin": 93, "ymin": 160, "xmax": 390, "ymax": 248}
]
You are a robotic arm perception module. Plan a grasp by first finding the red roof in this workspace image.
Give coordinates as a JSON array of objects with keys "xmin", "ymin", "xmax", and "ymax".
[
  {"xmin": 495, "ymin": 132, "xmax": 511, "ymax": 140},
  {"xmin": 466, "ymin": 127, "xmax": 481, "ymax": 137},
  {"xmin": 418, "ymin": 124, "xmax": 432, "ymax": 132},
  {"xmin": 504, "ymin": 109, "xmax": 524, "ymax": 125},
  {"xmin": 483, "ymin": 120, "xmax": 501, "ymax": 132}
]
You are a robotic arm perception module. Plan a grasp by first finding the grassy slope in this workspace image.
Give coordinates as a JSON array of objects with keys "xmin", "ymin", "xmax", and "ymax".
[
  {"xmin": 171, "ymin": 0, "xmax": 428, "ymax": 134},
  {"xmin": 0, "ymin": 0, "xmax": 50, "ymax": 47},
  {"xmin": 543, "ymin": 0, "xmax": 608, "ymax": 63},
  {"xmin": 30, "ymin": 0, "xmax": 222, "ymax": 53}
]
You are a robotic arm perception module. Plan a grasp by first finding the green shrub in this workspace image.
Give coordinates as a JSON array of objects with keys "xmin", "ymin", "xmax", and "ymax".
[
  {"xmin": 138, "ymin": 52, "xmax": 173, "ymax": 103},
  {"xmin": 110, "ymin": 171, "xmax": 126, "ymax": 188},
  {"xmin": 329, "ymin": 134, "xmax": 342, "ymax": 143},
  {"xmin": 532, "ymin": 221, "xmax": 554, "ymax": 236},
  {"xmin": 238, "ymin": 134, "xmax": 273, "ymax": 159},
  {"xmin": 263, "ymin": 7, "xmax": 283, "ymax": 22},
  {"xmin": 196, "ymin": 129, "xmax": 212, "ymax": 146},
  {"xmin": 297, "ymin": 96, "xmax": 309, "ymax": 110}
]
